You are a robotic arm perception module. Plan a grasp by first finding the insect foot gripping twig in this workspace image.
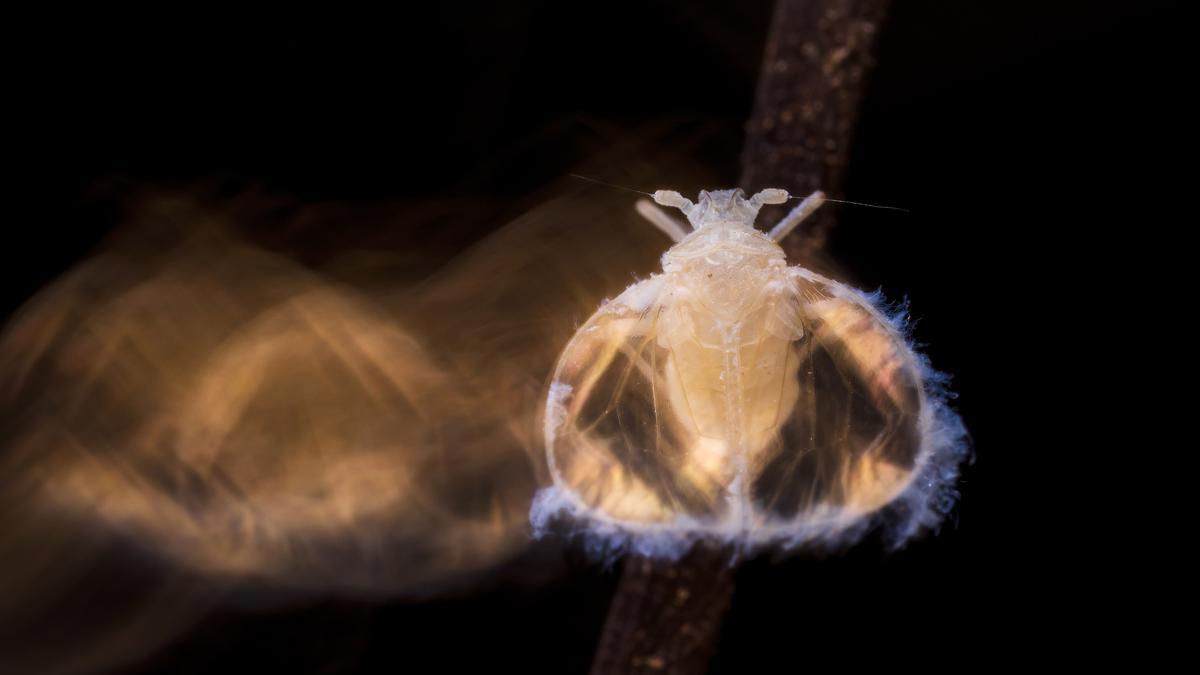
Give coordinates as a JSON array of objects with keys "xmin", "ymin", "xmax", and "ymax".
[
  {"xmin": 635, "ymin": 199, "xmax": 691, "ymax": 243},
  {"xmin": 768, "ymin": 191, "xmax": 827, "ymax": 242}
]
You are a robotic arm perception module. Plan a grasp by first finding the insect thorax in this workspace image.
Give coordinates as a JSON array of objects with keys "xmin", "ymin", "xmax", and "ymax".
[
  {"xmin": 656, "ymin": 191, "xmax": 786, "ymax": 321},
  {"xmin": 659, "ymin": 241, "xmax": 785, "ymax": 334}
]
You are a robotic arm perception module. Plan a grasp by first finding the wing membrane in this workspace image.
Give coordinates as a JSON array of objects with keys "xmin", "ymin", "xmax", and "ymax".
[
  {"xmin": 545, "ymin": 276, "xmax": 731, "ymax": 525},
  {"xmin": 751, "ymin": 269, "xmax": 924, "ymax": 529}
]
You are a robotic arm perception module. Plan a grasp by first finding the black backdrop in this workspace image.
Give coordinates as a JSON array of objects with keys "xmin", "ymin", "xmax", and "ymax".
[{"xmin": 6, "ymin": 1, "xmax": 1167, "ymax": 671}]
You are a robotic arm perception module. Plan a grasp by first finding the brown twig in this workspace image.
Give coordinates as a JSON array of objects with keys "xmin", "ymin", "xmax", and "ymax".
[
  {"xmin": 589, "ymin": 547, "xmax": 735, "ymax": 675},
  {"xmin": 742, "ymin": 0, "xmax": 892, "ymax": 260}
]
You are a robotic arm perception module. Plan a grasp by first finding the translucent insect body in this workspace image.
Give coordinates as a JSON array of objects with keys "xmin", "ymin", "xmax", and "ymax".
[{"xmin": 532, "ymin": 188, "xmax": 967, "ymax": 557}]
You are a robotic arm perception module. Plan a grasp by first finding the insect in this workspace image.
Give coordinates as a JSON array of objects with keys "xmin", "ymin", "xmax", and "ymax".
[{"xmin": 531, "ymin": 188, "xmax": 967, "ymax": 556}]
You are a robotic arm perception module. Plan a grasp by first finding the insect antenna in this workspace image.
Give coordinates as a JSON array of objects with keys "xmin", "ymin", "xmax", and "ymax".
[
  {"xmin": 790, "ymin": 194, "xmax": 910, "ymax": 214},
  {"xmin": 568, "ymin": 173, "xmax": 655, "ymax": 198}
]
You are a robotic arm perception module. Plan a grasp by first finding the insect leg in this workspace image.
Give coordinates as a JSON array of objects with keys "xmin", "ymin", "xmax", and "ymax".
[
  {"xmin": 767, "ymin": 191, "xmax": 826, "ymax": 242},
  {"xmin": 635, "ymin": 199, "xmax": 691, "ymax": 242}
]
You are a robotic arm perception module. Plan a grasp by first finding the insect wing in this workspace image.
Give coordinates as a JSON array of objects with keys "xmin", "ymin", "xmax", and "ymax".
[
  {"xmin": 543, "ymin": 276, "xmax": 731, "ymax": 527},
  {"xmin": 750, "ymin": 268, "xmax": 927, "ymax": 532}
]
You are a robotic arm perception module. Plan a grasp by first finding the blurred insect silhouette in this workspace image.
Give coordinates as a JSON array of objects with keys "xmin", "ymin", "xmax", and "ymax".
[{"xmin": 532, "ymin": 187, "xmax": 968, "ymax": 556}]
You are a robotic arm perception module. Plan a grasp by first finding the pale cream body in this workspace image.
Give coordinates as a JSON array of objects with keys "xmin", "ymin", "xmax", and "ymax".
[{"xmin": 537, "ymin": 189, "xmax": 945, "ymax": 549}]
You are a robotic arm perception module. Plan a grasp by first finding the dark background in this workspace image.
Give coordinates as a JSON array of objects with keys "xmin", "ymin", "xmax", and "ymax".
[{"xmin": 6, "ymin": 1, "xmax": 1165, "ymax": 671}]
